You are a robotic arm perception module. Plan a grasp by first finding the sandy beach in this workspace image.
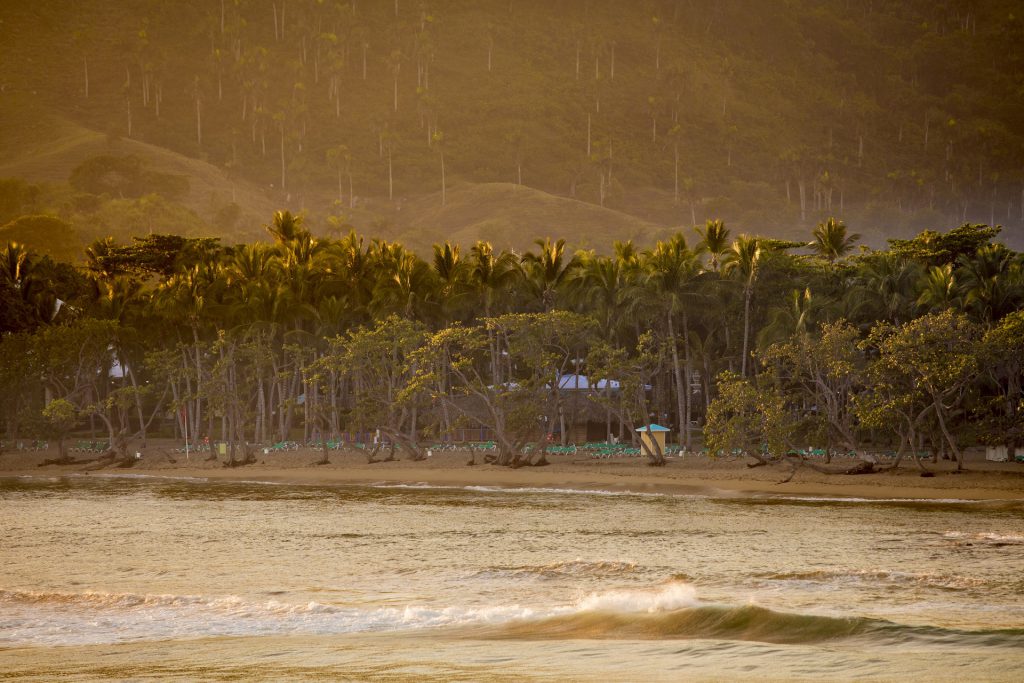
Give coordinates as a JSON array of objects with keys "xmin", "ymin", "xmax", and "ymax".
[{"xmin": 2, "ymin": 440, "xmax": 1022, "ymax": 500}]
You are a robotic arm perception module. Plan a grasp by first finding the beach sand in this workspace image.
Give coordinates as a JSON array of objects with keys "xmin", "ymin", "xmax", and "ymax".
[{"xmin": 2, "ymin": 440, "xmax": 1022, "ymax": 501}]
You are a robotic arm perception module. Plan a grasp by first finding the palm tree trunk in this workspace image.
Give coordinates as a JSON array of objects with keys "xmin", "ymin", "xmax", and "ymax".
[
  {"xmin": 741, "ymin": 287, "xmax": 752, "ymax": 376},
  {"xmin": 682, "ymin": 311, "xmax": 692, "ymax": 449},
  {"xmin": 667, "ymin": 313, "xmax": 685, "ymax": 448}
]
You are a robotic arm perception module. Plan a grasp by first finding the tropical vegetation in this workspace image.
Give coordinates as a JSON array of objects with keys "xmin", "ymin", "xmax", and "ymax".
[{"xmin": 1, "ymin": 215, "xmax": 1021, "ymax": 471}]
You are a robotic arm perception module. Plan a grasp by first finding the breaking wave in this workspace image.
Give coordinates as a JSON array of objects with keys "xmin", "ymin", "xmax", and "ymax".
[
  {"xmin": 0, "ymin": 588, "xmax": 547, "ymax": 646},
  {"xmin": 3, "ymin": 582, "xmax": 1021, "ymax": 649}
]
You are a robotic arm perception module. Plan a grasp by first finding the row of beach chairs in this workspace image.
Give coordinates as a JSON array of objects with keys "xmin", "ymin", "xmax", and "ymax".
[
  {"xmin": 0, "ymin": 440, "xmax": 49, "ymax": 451},
  {"xmin": 71, "ymin": 440, "xmax": 109, "ymax": 453}
]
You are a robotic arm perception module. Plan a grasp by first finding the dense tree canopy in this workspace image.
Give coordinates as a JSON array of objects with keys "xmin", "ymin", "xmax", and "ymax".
[{"xmin": 1, "ymin": 215, "xmax": 1022, "ymax": 471}]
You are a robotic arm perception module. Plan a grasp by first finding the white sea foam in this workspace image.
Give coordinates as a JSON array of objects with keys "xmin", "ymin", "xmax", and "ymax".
[
  {"xmin": 761, "ymin": 495, "xmax": 988, "ymax": 504},
  {"xmin": 574, "ymin": 582, "xmax": 699, "ymax": 613},
  {"xmin": 371, "ymin": 482, "xmax": 667, "ymax": 497},
  {"xmin": 73, "ymin": 473, "xmax": 212, "ymax": 483},
  {"xmin": 943, "ymin": 531, "xmax": 1024, "ymax": 544},
  {"xmin": 0, "ymin": 582, "xmax": 700, "ymax": 646}
]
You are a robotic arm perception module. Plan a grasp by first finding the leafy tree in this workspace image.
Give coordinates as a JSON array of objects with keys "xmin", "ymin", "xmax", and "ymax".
[
  {"xmin": 586, "ymin": 334, "xmax": 667, "ymax": 465},
  {"xmin": 888, "ymin": 224, "xmax": 1001, "ymax": 268},
  {"xmin": 859, "ymin": 310, "xmax": 982, "ymax": 470},
  {"xmin": 410, "ymin": 311, "xmax": 595, "ymax": 466},
  {"xmin": 763, "ymin": 320, "xmax": 866, "ymax": 457},
  {"xmin": 704, "ymin": 370, "xmax": 791, "ymax": 465},
  {"xmin": 42, "ymin": 398, "xmax": 79, "ymax": 464},
  {"xmin": 977, "ymin": 310, "xmax": 1024, "ymax": 451}
]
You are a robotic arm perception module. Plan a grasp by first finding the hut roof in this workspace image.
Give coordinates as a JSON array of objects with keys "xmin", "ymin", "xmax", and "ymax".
[{"xmin": 635, "ymin": 424, "xmax": 670, "ymax": 432}]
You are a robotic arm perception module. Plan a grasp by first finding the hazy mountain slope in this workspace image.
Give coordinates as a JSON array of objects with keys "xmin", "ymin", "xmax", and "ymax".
[
  {"xmin": 388, "ymin": 182, "xmax": 669, "ymax": 253},
  {"xmin": 0, "ymin": 96, "xmax": 277, "ymax": 243},
  {"xmin": 1, "ymin": 0, "xmax": 1022, "ymax": 250}
]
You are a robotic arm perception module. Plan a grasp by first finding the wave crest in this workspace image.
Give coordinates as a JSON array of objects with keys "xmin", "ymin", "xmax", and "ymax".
[{"xmin": 487, "ymin": 602, "xmax": 871, "ymax": 644}]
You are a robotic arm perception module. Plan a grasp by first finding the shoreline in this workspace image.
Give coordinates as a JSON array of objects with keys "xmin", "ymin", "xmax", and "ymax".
[{"xmin": 2, "ymin": 444, "xmax": 1022, "ymax": 501}]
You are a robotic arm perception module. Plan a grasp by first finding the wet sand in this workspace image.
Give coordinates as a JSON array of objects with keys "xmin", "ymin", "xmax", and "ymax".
[{"xmin": 2, "ymin": 441, "xmax": 1022, "ymax": 500}]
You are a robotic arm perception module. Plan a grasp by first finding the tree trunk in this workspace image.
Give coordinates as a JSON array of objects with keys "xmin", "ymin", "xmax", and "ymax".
[
  {"xmin": 667, "ymin": 313, "xmax": 685, "ymax": 449},
  {"xmin": 741, "ymin": 287, "xmax": 752, "ymax": 377},
  {"xmin": 933, "ymin": 397, "xmax": 963, "ymax": 470},
  {"xmin": 682, "ymin": 311, "xmax": 693, "ymax": 449}
]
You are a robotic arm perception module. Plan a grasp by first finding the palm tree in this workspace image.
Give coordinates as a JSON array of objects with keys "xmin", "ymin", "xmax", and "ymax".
[
  {"xmin": 723, "ymin": 234, "xmax": 761, "ymax": 376},
  {"xmin": 432, "ymin": 241, "xmax": 470, "ymax": 324},
  {"xmin": 850, "ymin": 252, "xmax": 922, "ymax": 325},
  {"xmin": 266, "ymin": 210, "xmax": 306, "ymax": 245},
  {"xmin": 957, "ymin": 244, "xmax": 1023, "ymax": 325},
  {"xmin": 810, "ymin": 217, "xmax": 860, "ymax": 263},
  {"xmin": 695, "ymin": 219, "xmax": 730, "ymax": 272},
  {"xmin": 644, "ymin": 233, "xmax": 704, "ymax": 447},
  {"xmin": 326, "ymin": 230, "xmax": 374, "ymax": 323},
  {"xmin": 84, "ymin": 237, "xmax": 120, "ymax": 281},
  {"xmin": 757, "ymin": 287, "xmax": 818, "ymax": 349},
  {"xmin": 916, "ymin": 264, "xmax": 960, "ymax": 313},
  {"xmin": 467, "ymin": 240, "xmax": 518, "ymax": 317},
  {"xmin": 369, "ymin": 240, "xmax": 437, "ymax": 321},
  {"xmin": 521, "ymin": 237, "xmax": 581, "ymax": 312},
  {"xmin": 576, "ymin": 251, "xmax": 642, "ymax": 342}
]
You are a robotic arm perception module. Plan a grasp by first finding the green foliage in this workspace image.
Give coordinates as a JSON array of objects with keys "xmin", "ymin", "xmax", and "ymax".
[
  {"xmin": 858, "ymin": 310, "xmax": 983, "ymax": 465},
  {"xmin": 85, "ymin": 234, "xmax": 223, "ymax": 279},
  {"xmin": 809, "ymin": 218, "xmax": 860, "ymax": 263},
  {"xmin": 42, "ymin": 398, "xmax": 78, "ymax": 435},
  {"xmin": 763, "ymin": 320, "xmax": 865, "ymax": 451},
  {"xmin": 888, "ymin": 224, "xmax": 1002, "ymax": 267},
  {"xmin": 0, "ymin": 210, "xmax": 1020, "ymax": 463},
  {"xmin": 704, "ymin": 370, "xmax": 791, "ymax": 460}
]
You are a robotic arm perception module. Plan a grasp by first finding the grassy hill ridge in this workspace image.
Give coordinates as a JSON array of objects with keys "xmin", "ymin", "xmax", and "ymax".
[{"xmin": 2, "ymin": 0, "xmax": 1023, "ymax": 250}]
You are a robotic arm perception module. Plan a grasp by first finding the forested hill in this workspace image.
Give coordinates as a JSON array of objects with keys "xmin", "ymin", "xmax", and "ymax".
[{"xmin": 2, "ymin": 0, "xmax": 1023, "ymax": 252}]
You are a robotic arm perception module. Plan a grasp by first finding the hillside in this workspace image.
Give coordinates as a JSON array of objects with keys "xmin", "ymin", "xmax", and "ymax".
[
  {"xmin": 0, "ymin": 95, "xmax": 676, "ymax": 254},
  {"xmin": 375, "ymin": 182, "xmax": 668, "ymax": 253},
  {"xmin": 2, "ymin": 0, "xmax": 1023, "ymax": 251}
]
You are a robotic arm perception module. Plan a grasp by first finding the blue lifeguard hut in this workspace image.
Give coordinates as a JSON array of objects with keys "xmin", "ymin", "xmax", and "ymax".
[{"xmin": 635, "ymin": 424, "xmax": 670, "ymax": 453}]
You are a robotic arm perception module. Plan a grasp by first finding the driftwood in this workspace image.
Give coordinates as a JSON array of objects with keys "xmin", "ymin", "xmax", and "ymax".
[
  {"xmin": 778, "ymin": 454, "xmax": 879, "ymax": 483},
  {"xmin": 38, "ymin": 455, "xmax": 90, "ymax": 467},
  {"xmin": 365, "ymin": 443, "xmax": 386, "ymax": 463}
]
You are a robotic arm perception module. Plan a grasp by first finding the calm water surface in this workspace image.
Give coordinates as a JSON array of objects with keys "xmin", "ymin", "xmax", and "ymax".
[{"xmin": 1, "ymin": 475, "xmax": 1022, "ymax": 681}]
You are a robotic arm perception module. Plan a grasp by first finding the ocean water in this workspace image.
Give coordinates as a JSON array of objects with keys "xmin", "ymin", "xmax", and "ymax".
[{"xmin": 1, "ymin": 475, "xmax": 1022, "ymax": 681}]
